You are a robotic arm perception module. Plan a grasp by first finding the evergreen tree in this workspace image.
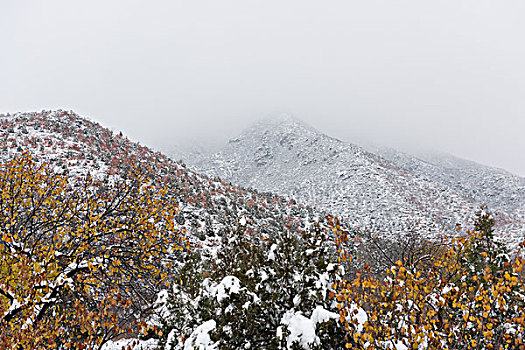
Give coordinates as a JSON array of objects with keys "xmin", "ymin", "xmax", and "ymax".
[{"xmin": 155, "ymin": 224, "xmax": 347, "ymax": 349}]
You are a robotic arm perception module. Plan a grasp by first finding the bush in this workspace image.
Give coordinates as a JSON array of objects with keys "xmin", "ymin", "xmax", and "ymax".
[{"xmin": 155, "ymin": 224, "xmax": 347, "ymax": 349}]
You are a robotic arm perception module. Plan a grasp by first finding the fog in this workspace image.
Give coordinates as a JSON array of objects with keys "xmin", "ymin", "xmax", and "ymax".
[{"xmin": 1, "ymin": 0, "xmax": 524, "ymax": 176}]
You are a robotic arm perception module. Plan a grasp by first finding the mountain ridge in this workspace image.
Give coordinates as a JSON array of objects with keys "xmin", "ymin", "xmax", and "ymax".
[
  {"xmin": 365, "ymin": 144, "xmax": 525, "ymax": 214},
  {"xmin": 2, "ymin": 110, "xmax": 522, "ymax": 248},
  {"xmin": 171, "ymin": 116, "xmax": 524, "ymax": 246}
]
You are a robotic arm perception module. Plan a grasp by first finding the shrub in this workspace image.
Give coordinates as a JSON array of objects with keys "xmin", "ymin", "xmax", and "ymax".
[{"xmin": 155, "ymin": 224, "xmax": 347, "ymax": 349}]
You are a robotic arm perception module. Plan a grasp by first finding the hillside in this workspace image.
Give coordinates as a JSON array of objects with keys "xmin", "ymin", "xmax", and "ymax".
[
  {"xmin": 367, "ymin": 145, "xmax": 525, "ymax": 215},
  {"xmin": 0, "ymin": 111, "xmax": 324, "ymax": 252},
  {"xmin": 171, "ymin": 115, "xmax": 524, "ymax": 246}
]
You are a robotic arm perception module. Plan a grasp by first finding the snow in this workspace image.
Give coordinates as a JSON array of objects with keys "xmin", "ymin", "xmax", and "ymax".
[
  {"xmin": 394, "ymin": 341, "xmax": 409, "ymax": 350},
  {"xmin": 151, "ymin": 289, "xmax": 171, "ymax": 322},
  {"xmin": 441, "ymin": 284, "xmax": 457, "ymax": 295},
  {"xmin": 207, "ymin": 276, "xmax": 242, "ymax": 303},
  {"xmin": 315, "ymin": 272, "xmax": 330, "ymax": 299},
  {"xmin": 259, "ymin": 269, "xmax": 269, "ymax": 282},
  {"xmin": 281, "ymin": 310, "xmax": 319, "ymax": 349},
  {"xmin": 5, "ymin": 297, "xmax": 21, "ymax": 317},
  {"xmin": 310, "ymin": 305, "xmax": 339, "ymax": 324},
  {"xmin": 346, "ymin": 303, "xmax": 368, "ymax": 333},
  {"xmin": 239, "ymin": 216, "xmax": 247, "ymax": 226},
  {"xmin": 101, "ymin": 338, "xmax": 157, "ymax": 350},
  {"xmin": 183, "ymin": 320, "xmax": 217, "ymax": 350},
  {"xmin": 216, "ymin": 276, "xmax": 241, "ymax": 302},
  {"xmin": 280, "ymin": 306, "xmax": 339, "ymax": 349},
  {"xmin": 155, "ymin": 289, "xmax": 169, "ymax": 305},
  {"xmin": 268, "ymin": 243, "xmax": 278, "ymax": 260},
  {"xmin": 165, "ymin": 329, "xmax": 178, "ymax": 350}
]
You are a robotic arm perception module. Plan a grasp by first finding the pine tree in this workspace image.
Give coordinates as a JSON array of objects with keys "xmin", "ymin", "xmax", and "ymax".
[{"xmin": 155, "ymin": 224, "xmax": 347, "ymax": 349}]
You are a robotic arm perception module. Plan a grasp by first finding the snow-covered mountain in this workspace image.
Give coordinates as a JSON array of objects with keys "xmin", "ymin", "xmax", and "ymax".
[
  {"xmin": 2, "ymin": 110, "xmax": 522, "ymax": 247},
  {"xmin": 172, "ymin": 115, "xmax": 524, "ymax": 245},
  {"xmin": 0, "ymin": 111, "xmax": 325, "ymax": 253},
  {"xmin": 367, "ymin": 145, "xmax": 525, "ymax": 215}
]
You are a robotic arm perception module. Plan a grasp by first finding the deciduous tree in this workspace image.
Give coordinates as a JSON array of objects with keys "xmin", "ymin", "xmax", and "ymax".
[
  {"xmin": 0, "ymin": 153, "xmax": 186, "ymax": 349},
  {"xmin": 329, "ymin": 210, "xmax": 525, "ymax": 349}
]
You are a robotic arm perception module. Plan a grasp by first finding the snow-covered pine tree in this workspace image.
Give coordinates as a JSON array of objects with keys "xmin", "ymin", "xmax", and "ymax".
[{"xmin": 154, "ymin": 224, "xmax": 347, "ymax": 349}]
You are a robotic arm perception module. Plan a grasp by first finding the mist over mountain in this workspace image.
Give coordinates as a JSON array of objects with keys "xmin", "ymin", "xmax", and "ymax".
[
  {"xmin": 3, "ymin": 0, "xmax": 525, "ymax": 346},
  {"xmin": 168, "ymin": 115, "xmax": 525, "ymax": 246}
]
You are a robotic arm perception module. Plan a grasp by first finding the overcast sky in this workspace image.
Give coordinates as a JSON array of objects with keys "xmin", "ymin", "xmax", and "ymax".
[{"xmin": 1, "ymin": 0, "xmax": 524, "ymax": 176}]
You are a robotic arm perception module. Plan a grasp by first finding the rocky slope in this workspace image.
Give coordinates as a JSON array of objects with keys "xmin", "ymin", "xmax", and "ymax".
[
  {"xmin": 173, "ymin": 115, "xmax": 524, "ymax": 246},
  {"xmin": 368, "ymin": 146, "xmax": 525, "ymax": 215}
]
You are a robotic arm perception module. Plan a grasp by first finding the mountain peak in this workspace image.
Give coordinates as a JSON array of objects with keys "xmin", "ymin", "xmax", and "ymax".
[{"xmin": 176, "ymin": 112, "xmax": 525, "ymax": 247}]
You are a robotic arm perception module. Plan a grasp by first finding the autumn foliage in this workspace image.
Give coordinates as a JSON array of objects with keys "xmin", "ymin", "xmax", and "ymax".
[
  {"xmin": 0, "ymin": 154, "xmax": 186, "ymax": 349},
  {"xmin": 329, "ymin": 211, "xmax": 525, "ymax": 349}
]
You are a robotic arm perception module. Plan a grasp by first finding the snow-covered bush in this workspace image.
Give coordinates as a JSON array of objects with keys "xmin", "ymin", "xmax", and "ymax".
[{"xmin": 155, "ymin": 224, "xmax": 347, "ymax": 349}]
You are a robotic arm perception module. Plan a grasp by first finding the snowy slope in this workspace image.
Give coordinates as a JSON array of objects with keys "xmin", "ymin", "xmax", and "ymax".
[
  {"xmin": 174, "ymin": 115, "xmax": 524, "ymax": 245},
  {"xmin": 368, "ymin": 146, "xmax": 525, "ymax": 213},
  {"xmin": 0, "ymin": 111, "xmax": 325, "ymax": 253}
]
